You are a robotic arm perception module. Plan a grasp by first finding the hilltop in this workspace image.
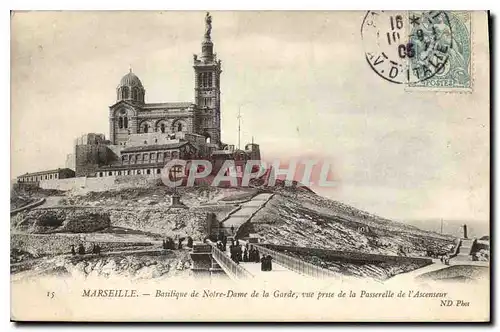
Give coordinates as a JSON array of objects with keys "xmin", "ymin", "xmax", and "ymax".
[
  {"xmin": 11, "ymin": 183, "xmax": 455, "ymax": 280},
  {"xmin": 249, "ymin": 187, "xmax": 455, "ymax": 256}
]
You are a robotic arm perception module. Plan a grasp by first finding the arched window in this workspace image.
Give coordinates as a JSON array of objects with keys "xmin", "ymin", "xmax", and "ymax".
[
  {"xmin": 118, "ymin": 117, "xmax": 123, "ymax": 129},
  {"xmin": 160, "ymin": 123, "xmax": 165, "ymax": 133},
  {"xmin": 122, "ymin": 86, "xmax": 129, "ymax": 99},
  {"xmin": 143, "ymin": 123, "xmax": 149, "ymax": 133},
  {"xmin": 205, "ymin": 135, "xmax": 211, "ymax": 144},
  {"xmin": 124, "ymin": 117, "xmax": 128, "ymax": 129},
  {"xmin": 132, "ymin": 88, "xmax": 138, "ymax": 100},
  {"xmin": 200, "ymin": 72, "xmax": 212, "ymax": 88},
  {"xmin": 177, "ymin": 123, "xmax": 183, "ymax": 132}
]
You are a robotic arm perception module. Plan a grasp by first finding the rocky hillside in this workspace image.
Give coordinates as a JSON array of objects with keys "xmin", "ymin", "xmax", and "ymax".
[
  {"xmin": 11, "ymin": 183, "xmax": 457, "ymax": 280},
  {"xmin": 10, "ymin": 186, "xmax": 256, "ymax": 278},
  {"xmin": 16, "ymin": 209, "xmax": 111, "ymax": 234},
  {"xmin": 11, "ymin": 186, "xmax": 251, "ymax": 240},
  {"xmin": 12, "ymin": 249, "xmax": 193, "ymax": 281},
  {"xmin": 249, "ymin": 188, "xmax": 455, "ymax": 257}
]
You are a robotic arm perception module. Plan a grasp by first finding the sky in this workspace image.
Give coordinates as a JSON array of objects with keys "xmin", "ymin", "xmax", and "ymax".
[{"xmin": 10, "ymin": 11, "xmax": 490, "ymax": 223}]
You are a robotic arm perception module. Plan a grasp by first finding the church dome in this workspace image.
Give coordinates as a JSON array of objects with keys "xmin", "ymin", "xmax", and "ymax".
[
  {"xmin": 116, "ymin": 69, "xmax": 145, "ymax": 103},
  {"xmin": 119, "ymin": 71, "xmax": 144, "ymax": 88}
]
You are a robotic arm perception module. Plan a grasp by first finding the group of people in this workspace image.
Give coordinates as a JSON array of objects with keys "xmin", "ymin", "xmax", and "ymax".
[
  {"xmin": 229, "ymin": 241, "xmax": 262, "ymax": 265},
  {"xmin": 212, "ymin": 231, "xmax": 275, "ymax": 272},
  {"xmin": 227, "ymin": 240, "xmax": 274, "ymax": 272},
  {"xmin": 440, "ymin": 254, "xmax": 450, "ymax": 265},
  {"xmin": 216, "ymin": 232, "xmax": 228, "ymax": 252},
  {"xmin": 70, "ymin": 243, "xmax": 101, "ymax": 256},
  {"xmin": 229, "ymin": 240, "xmax": 261, "ymax": 264}
]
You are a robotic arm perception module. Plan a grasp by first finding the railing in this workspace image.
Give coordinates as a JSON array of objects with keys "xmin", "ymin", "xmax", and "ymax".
[
  {"xmin": 206, "ymin": 240, "xmax": 254, "ymax": 280},
  {"xmin": 250, "ymin": 243, "xmax": 338, "ymax": 279}
]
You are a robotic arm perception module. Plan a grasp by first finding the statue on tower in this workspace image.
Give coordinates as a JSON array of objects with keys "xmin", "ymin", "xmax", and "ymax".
[{"xmin": 204, "ymin": 12, "xmax": 212, "ymax": 40}]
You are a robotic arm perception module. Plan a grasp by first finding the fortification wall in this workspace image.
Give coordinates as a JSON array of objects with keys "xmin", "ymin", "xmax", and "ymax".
[
  {"xmin": 39, "ymin": 177, "xmax": 87, "ymax": 191},
  {"xmin": 75, "ymin": 145, "xmax": 119, "ymax": 177},
  {"xmin": 39, "ymin": 175, "xmax": 162, "ymax": 192}
]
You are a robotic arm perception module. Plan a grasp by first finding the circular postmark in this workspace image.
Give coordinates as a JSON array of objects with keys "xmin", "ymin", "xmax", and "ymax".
[{"xmin": 361, "ymin": 11, "xmax": 453, "ymax": 84}]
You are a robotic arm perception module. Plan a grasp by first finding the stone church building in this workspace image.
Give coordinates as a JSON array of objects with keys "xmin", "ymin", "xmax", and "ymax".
[{"xmin": 18, "ymin": 12, "xmax": 261, "ymax": 184}]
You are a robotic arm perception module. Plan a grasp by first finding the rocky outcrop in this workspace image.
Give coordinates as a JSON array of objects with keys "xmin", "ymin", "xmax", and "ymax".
[
  {"xmin": 31, "ymin": 250, "xmax": 193, "ymax": 280},
  {"xmin": 62, "ymin": 211, "xmax": 111, "ymax": 232},
  {"xmin": 109, "ymin": 209, "xmax": 207, "ymax": 241},
  {"xmin": 249, "ymin": 192, "xmax": 455, "ymax": 256},
  {"xmin": 16, "ymin": 209, "xmax": 110, "ymax": 233},
  {"xmin": 18, "ymin": 209, "xmax": 66, "ymax": 230}
]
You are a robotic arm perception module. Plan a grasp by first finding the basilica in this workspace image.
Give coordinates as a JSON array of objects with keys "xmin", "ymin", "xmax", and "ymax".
[{"xmin": 17, "ymin": 12, "xmax": 261, "ymax": 184}]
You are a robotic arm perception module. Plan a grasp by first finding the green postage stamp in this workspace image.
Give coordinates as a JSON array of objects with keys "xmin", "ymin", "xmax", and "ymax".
[{"xmin": 407, "ymin": 11, "xmax": 473, "ymax": 91}]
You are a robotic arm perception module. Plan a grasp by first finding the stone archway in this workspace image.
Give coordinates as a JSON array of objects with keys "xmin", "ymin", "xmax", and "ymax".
[
  {"xmin": 204, "ymin": 133, "xmax": 211, "ymax": 144},
  {"xmin": 172, "ymin": 119, "xmax": 187, "ymax": 132}
]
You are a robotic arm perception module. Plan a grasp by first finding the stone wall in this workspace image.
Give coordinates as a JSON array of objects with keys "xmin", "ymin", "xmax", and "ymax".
[
  {"xmin": 40, "ymin": 177, "xmax": 88, "ymax": 191},
  {"xmin": 39, "ymin": 175, "xmax": 162, "ymax": 192}
]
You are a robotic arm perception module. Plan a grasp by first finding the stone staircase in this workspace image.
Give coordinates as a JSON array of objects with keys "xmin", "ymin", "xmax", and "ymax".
[{"xmin": 454, "ymin": 238, "xmax": 476, "ymax": 261}]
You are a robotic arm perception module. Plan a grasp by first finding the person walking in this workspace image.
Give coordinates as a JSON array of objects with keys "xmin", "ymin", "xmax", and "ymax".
[
  {"xmin": 77, "ymin": 243, "xmax": 85, "ymax": 255},
  {"xmin": 267, "ymin": 255, "xmax": 273, "ymax": 271},
  {"xmin": 243, "ymin": 248, "xmax": 248, "ymax": 262},
  {"xmin": 260, "ymin": 255, "xmax": 267, "ymax": 271},
  {"xmin": 254, "ymin": 248, "xmax": 260, "ymax": 263}
]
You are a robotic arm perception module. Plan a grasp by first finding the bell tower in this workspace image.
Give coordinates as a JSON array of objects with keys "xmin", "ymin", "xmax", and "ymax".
[{"xmin": 194, "ymin": 12, "xmax": 222, "ymax": 145}]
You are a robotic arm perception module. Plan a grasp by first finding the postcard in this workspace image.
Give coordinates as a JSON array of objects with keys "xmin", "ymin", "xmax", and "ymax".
[{"xmin": 10, "ymin": 10, "xmax": 490, "ymax": 322}]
